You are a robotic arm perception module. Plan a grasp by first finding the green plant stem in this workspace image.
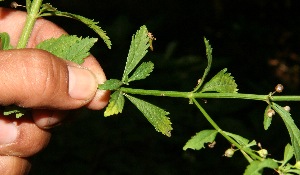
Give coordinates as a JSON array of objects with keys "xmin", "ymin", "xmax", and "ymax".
[
  {"xmin": 17, "ymin": 0, "xmax": 43, "ymax": 49},
  {"xmin": 119, "ymin": 87, "xmax": 300, "ymax": 102},
  {"xmin": 192, "ymin": 98, "xmax": 264, "ymax": 162}
]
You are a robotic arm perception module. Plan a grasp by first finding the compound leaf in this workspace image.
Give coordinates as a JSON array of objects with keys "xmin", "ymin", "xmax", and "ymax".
[
  {"xmin": 98, "ymin": 79, "xmax": 123, "ymax": 90},
  {"xmin": 244, "ymin": 159, "xmax": 278, "ymax": 175},
  {"xmin": 125, "ymin": 94, "xmax": 172, "ymax": 137},
  {"xmin": 272, "ymin": 103, "xmax": 300, "ymax": 161},
  {"xmin": 39, "ymin": 3, "xmax": 111, "ymax": 49},
  {"xmin": 200, "ymin": 68, "xmax": 238, "ymax": 93},
  {"xmin": 37, "ymin": 35, "xmax": 97, "ymax": 64},
  {"xmin": 183, "ymin": 129, "xmax": 218, "ymax": 150},
  {"xmin": 122, "ymin": 25, "xmax": 150, "ymax": 83},
  {"xmin": 128, "ymin": 61, "xmax": 154, "ymax": 82},
  {"xmin": 104, "ymin": 91, "xmax": 125, "ymax": 117}
]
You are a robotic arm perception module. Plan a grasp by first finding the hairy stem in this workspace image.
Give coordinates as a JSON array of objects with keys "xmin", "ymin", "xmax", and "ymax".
[
  {"xmin": 17, "ymin": 0, "xmax": 43, "ymax": 48},
  {"xmin": 119, "ymin": 87, "xmax": 300, "ymax": 102},
  {"xmin": 192, "ymin": 98, "xmax": 263, "ymax": 162}
]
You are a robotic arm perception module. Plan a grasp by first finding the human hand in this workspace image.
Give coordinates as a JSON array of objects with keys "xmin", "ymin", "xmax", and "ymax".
[{"xmin": 0, "ymin": 8, "xmax": 109, "ymax": 174}]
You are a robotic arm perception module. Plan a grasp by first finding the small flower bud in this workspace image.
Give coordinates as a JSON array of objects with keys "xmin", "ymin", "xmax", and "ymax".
[
  {"xmin": 275, "ymin": 84, "xmax": 284, "ymax": 93},
  {"xmin": 208, "ymin": 141, "xmax": 216, "ymax": 148},
  {"xmin": 224, "ymin": 148, "xmax": 235, "ymax": 158},
  {"xmin": 257, "ymin": 149, "xmax": 268, "ymax": 158},
  {"xmin": 283, "ymin": 106, "xmax": 291, "ymax": 112},
  {"xmin": 267, "ymin": 109, "xmax": 275, "ymax": 118}
]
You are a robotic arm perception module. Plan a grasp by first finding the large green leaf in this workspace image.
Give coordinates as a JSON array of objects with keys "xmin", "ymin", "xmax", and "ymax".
[
  {"xmin": 200, "ymin": 68, "xmax": 238, "ymax": 93},
  {"xmin": 272, "ymin": 103, "xmax": 300, "ymax": 161},
  {"xmin": 125, "ymin": 94, "xmax": 172, "ymax": 137},
  {"xmin": 183, "ymin": 129, "xmax": 218, "ymax": 150}
]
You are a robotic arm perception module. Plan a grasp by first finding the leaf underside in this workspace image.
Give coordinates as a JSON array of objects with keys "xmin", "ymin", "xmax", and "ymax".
[
  {"xmin": 104, "ymin": 91, "xmax": 125, "ymax": 117},
  {"xmin": 125, "ymin": 94, "xmax": 172, "ymax": 137}
]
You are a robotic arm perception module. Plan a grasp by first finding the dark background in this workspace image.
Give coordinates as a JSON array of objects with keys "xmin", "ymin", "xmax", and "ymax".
[{"xmin": 6, "ymin": 0, "xmax": 300, "ymax": 174}]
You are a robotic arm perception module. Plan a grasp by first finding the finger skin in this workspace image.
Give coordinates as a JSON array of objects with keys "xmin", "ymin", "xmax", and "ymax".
[{"xmin": 0, "ymin": 156, "xmax": 31, "ymax": 175}]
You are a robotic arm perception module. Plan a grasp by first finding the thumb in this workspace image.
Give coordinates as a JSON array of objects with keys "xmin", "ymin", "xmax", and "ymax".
[{"xmin": 0, "ymin": 49, "xmax": 98, "ymax": 109}]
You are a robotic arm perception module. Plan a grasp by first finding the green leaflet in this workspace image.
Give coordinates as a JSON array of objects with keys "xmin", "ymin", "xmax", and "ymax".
[
  {"xmin": 263, "ymin": 105, "xmax": 273, "ymax": 130},
  {"xmin": 128, "ymin": 61, "xmax": 154, "ymax": 82},
  {"xmin": 39, "ymin": 3, "xmax": 111, "ymax": 49},
  {"xmin": 104, "ymin": 91, "xmax": 125, "ymax": 117},
  {"xmin": 98, "ymin": 79, "xmax": 123, "ymax": 90},
  {"xmin": 272, "ymin": 103, "xmax": 300, "ymax": 161},
  {"xmin": 282, "ymin": 144, "xmax": 294, "ymax": 167},
  {"xmin": 244, "ymin": 159, "xmax": 278, "ymax": 175},
  {"xmin": 200, "ymin": 68, "xmax": 238, "ymax": 93},
  {"xmin": 224, "ymin": 131, "xmax": 250, "ymax": 146},
  {"xmin": 0, "ymin": 32, "xmax": 13, "ymax": 50},
  {"xmin": 183, "ymin": 129, "xmax": 218, "ymax": 150},
  {"xmin": 193, "ymin": 37, "xmax": 213, "ymax": 92},
  {"xmin": 36, "ymin": 35, "xmax": 97, "ymax": 64},
  {"xmin": 122, "ymin": 25, "xmax": 150, "ymax": 83},
  {"xmin": 125, "ymin": 94, "xmax": 172, "ymax": 137}
]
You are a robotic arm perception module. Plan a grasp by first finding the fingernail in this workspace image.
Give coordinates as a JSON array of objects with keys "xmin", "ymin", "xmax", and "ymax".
[
  {"xmin": 68, "ymin": 66, "xmax": 97, "ymax": 100},
  {"xmin": 0, "ymin": 120, "xmax": 18, "ymax": 145}
]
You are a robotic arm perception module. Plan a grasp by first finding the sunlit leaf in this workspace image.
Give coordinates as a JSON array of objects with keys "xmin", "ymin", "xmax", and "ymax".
[
  {"xmin": 122, "ymin": 25, "xmax": 149, "ymax": 83},
  {"xmin": 128, "ymin": 61, "xmax": 154, "ymax": 82},
  {"xmin": 125, "ymin": 94, "xmax": 172, "ymax": 137},
  {"xmin": 98, "ymin": 79, "xmax": 123, "ymax": 90},
  {"xmin": 263, "ymin": 105, "xmax": 273, "ymax": 130},
  {"xmin": 183, "ymin": 130, "xmax": 218, "ymax": 150},
  {"xmin": 200, "ymin": 68, "xmax": 238, "ymax": 93},
  {"xmin": 272, "ymin": 103, "xmax": 300, "ymax": 161},
  {"xmin": 244, "ymin": 159, "xmax": 278, "ymax": 175},
  {"xmin": 37, "ymin": 35, "xmax": 97, "ymax": 64},
  {"xmin": 104, "ymin": 91, "xmax": 125, "ymax": 117}
]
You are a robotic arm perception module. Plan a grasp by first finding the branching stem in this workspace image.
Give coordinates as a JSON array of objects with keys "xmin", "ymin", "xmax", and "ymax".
[
  {"xmin": 17, "ymin": 0, "xmax": 43, "ymax": 48},
  {"xmin": 120, "ymin": 87, "xmax": 300, "ymax": 102}
]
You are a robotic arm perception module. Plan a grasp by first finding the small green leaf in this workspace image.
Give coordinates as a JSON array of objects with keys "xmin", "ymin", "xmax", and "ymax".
[
  {"xmin": 128, "ymin": 61, "xmax": 154, "ymax": 82},
  {"xmin": 37, "ymin": 35, "xmax": 97, "ymax": 64},
  {"xmin": 282, "ymin": 144, "xmax": 294, "ymax": 167},
  {"xmin": 200, "ymin": 68, "xmax": 238, "ymax": 93},
  {"xmin": 193, "ymin": 37, "xmax": 213, "ymax": 92},
  {"xmin": 272, "ymin": 103, "xmax": 300, "ymax": 161},
  {"xmin": 183, "ymin": 130, "xmax": 218, "ymax": 150},
  {"xmin": 3, "ymin": 106, "xmax": 26, "ymax": 118},
  {"xmin": 104, "ymin": 91, "xmax": 125, "ymax": 117},
  {"xmin": 263, "ymin": 105, "xmax": 273, "ymax": 130},
  {"xmin": 125, "ymin": 94, "xmax": 172, "ymax": 137},
  {"xmin": 98, "ymin": 79, "xmax": 123, "ymax": 90},
  {"xmin": 244, "ymin": 159, "xmax": 278, "ymax": 175},
  {"xmin": 0, "ymin": 32, "xmax": 13, "ymax": 50},
  {"xmin": 39, "ymin": 4, "xmax": 111, "ymax": 49},
  {"xmin": 224, "ymin": 131, "xmax": 249, "ymax": 146},
  {"xmin": 122, "ymin": 25, "xmax": 150, "ymax": 83}
]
